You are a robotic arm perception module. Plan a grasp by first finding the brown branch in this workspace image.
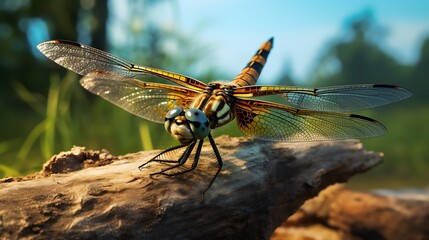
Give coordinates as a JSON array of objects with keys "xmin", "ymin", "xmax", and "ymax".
[
  {"xmin": 273, "ymin": 184, "xmax": 429, "ymax": 240},
  {"xmin": 0, "ymin": 136, "xmax": 382, "ymax": 239}
]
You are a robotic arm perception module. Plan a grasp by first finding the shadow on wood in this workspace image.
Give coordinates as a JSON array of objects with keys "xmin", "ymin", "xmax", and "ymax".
[{"xmin": 0, "ymin": 136, "xmax": 382, "ymax": 239}]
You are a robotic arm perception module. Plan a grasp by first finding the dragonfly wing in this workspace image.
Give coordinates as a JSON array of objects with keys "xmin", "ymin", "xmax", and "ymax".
[
  {"xmin": 37, "ymin": 40, "xmax": 207, "ymax": 90},
  {"xmin": 234, "ymin": 99, "xmax": 387, "ymax": 142},
  {"xmin": 284, "ymin": 84, "xmax": 411, "ymax": 112},
  {"xmin": 233, "ymin": 84, "xmax": 411, "ymax": 112},
  {"xmin": 80, "ymin": 71, "xmax": 198, "ymax": 123}
]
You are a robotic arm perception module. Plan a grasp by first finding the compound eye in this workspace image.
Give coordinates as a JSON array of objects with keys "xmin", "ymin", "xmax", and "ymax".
[
  {"xmin": 165, "ymin": 106, "xmax": 183, "ymax": 119},
  {"xmin": 185, "ymin": 108, "xmax": 210, "ymax": 139},
  {"xmin": 164, "ymin": 107, "xmax": 184, "ymax": 134}
]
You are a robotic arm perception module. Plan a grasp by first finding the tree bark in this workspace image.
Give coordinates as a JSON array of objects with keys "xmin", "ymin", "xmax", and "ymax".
[{"xmin": 0, "ymin": 136, "xmax": 383, "ymax": 240}]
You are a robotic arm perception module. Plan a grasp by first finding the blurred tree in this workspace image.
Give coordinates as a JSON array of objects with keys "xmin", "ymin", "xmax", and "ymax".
[
  {"xmin": 108, "ymin": 0, "xmax": 208, "ymax": 76},
  {"xmin": 309, "ymin": 11, "xmax": 429, "ymax": 186},
  {"xmin": 0, "ymin": 0, "xmax": 108, "ymax": 138},
  {"xmin": 0, "ymin": 1, "xmax": 78, "ymax": 97},
  {"xmin": 86, "ymin": 0, "xmax": 108, "ymax": 50},
  {"xmin": 275, "ymin": 61, "xmax": 296, "ymax": 86},
  {"xmin": 310, "ymin": 12, "xmax": 411, "ymax": 88},
  {"xmin": 409, "ymin": 37, "xmax": 429, "ymax": 103}
]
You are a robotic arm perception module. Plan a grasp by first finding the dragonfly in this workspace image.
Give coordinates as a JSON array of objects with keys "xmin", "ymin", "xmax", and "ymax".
[{"xmin": 37, "ymin": 37, "xmax": 411, "ymax": 195}]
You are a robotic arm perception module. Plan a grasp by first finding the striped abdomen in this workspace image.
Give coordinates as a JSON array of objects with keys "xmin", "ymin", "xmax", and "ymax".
[{"xmin": 230, "ymin": 37, "xmax": 274, "ymax": 86}]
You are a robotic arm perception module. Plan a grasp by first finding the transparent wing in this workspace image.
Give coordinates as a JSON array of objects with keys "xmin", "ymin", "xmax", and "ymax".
[
  {"xmin": 232, "ymin": 84, "xmax": 411, "ymax": 112},
  {"xmin": 80, "ymin": 71, "xmax": 198, "ymax": 123},
  {"xmin": 235, "ymin": 99, "xmax": 387, "ymax": 142},
  {"xmin": 37, "ymin": 40, "xmax": 207, "ymax": 91}
]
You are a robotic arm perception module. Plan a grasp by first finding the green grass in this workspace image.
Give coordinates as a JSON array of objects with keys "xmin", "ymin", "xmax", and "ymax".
[
  {"xmin": 348, "ymin": 105, "xmax": 429, "ymax": 189},
  {"xmin": 0, "ymin": 74, "xmax": 175, "ymax": 177}
]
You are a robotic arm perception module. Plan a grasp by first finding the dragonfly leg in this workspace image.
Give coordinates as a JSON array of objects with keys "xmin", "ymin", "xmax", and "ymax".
[
  {"xmin": 150, "ymin": 140, "xmax": 197, "ymax": 176},
  {"xmin": 160, "ymin": 139, "xmax": 204, "ymax": 176},
  {"xmin": 138, "ymin": 144, "xmax": 190, "ymax": 170},
  {"xmin": 202, "ymin": 133, "xmax": 223, "ymax": 200}
]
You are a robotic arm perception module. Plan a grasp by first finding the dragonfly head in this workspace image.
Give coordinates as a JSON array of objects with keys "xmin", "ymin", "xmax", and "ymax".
[{"xmin": 164, "ymin": 107, "xmax": 210, "ymax": 144}]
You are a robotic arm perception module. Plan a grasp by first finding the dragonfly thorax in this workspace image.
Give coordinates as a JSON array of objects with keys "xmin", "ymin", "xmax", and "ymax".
[
  {"xmin": 202, "ymin": 95, "xmax": 235, "ymax": 128},
  {"xmin": 164, "ymin": 107, "xmax": 210, "ymax": 145},
  {"xmin": 191, "ymin": 85, "xmax": 236, "ymax": 129}
]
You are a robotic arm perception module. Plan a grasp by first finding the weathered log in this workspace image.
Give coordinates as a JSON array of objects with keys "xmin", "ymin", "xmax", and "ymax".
[
  {"xmin": 272, "ymin": 184, "xmax": 429, "ymax": 240},
  {"xmin": 0, "ymin": 136, "xmax": 382, "ymax": 239}
]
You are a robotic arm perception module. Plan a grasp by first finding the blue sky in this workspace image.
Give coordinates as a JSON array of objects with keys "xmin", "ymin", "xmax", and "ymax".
[{"xmin": 112, "ymin": 0, "xmax": 429, "ymax": 84}]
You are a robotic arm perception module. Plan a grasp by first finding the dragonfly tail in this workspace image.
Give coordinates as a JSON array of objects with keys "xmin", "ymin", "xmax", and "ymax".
[{"xmin": 230, "ymin": 37, "xmax": 274, "ymax": 86}]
